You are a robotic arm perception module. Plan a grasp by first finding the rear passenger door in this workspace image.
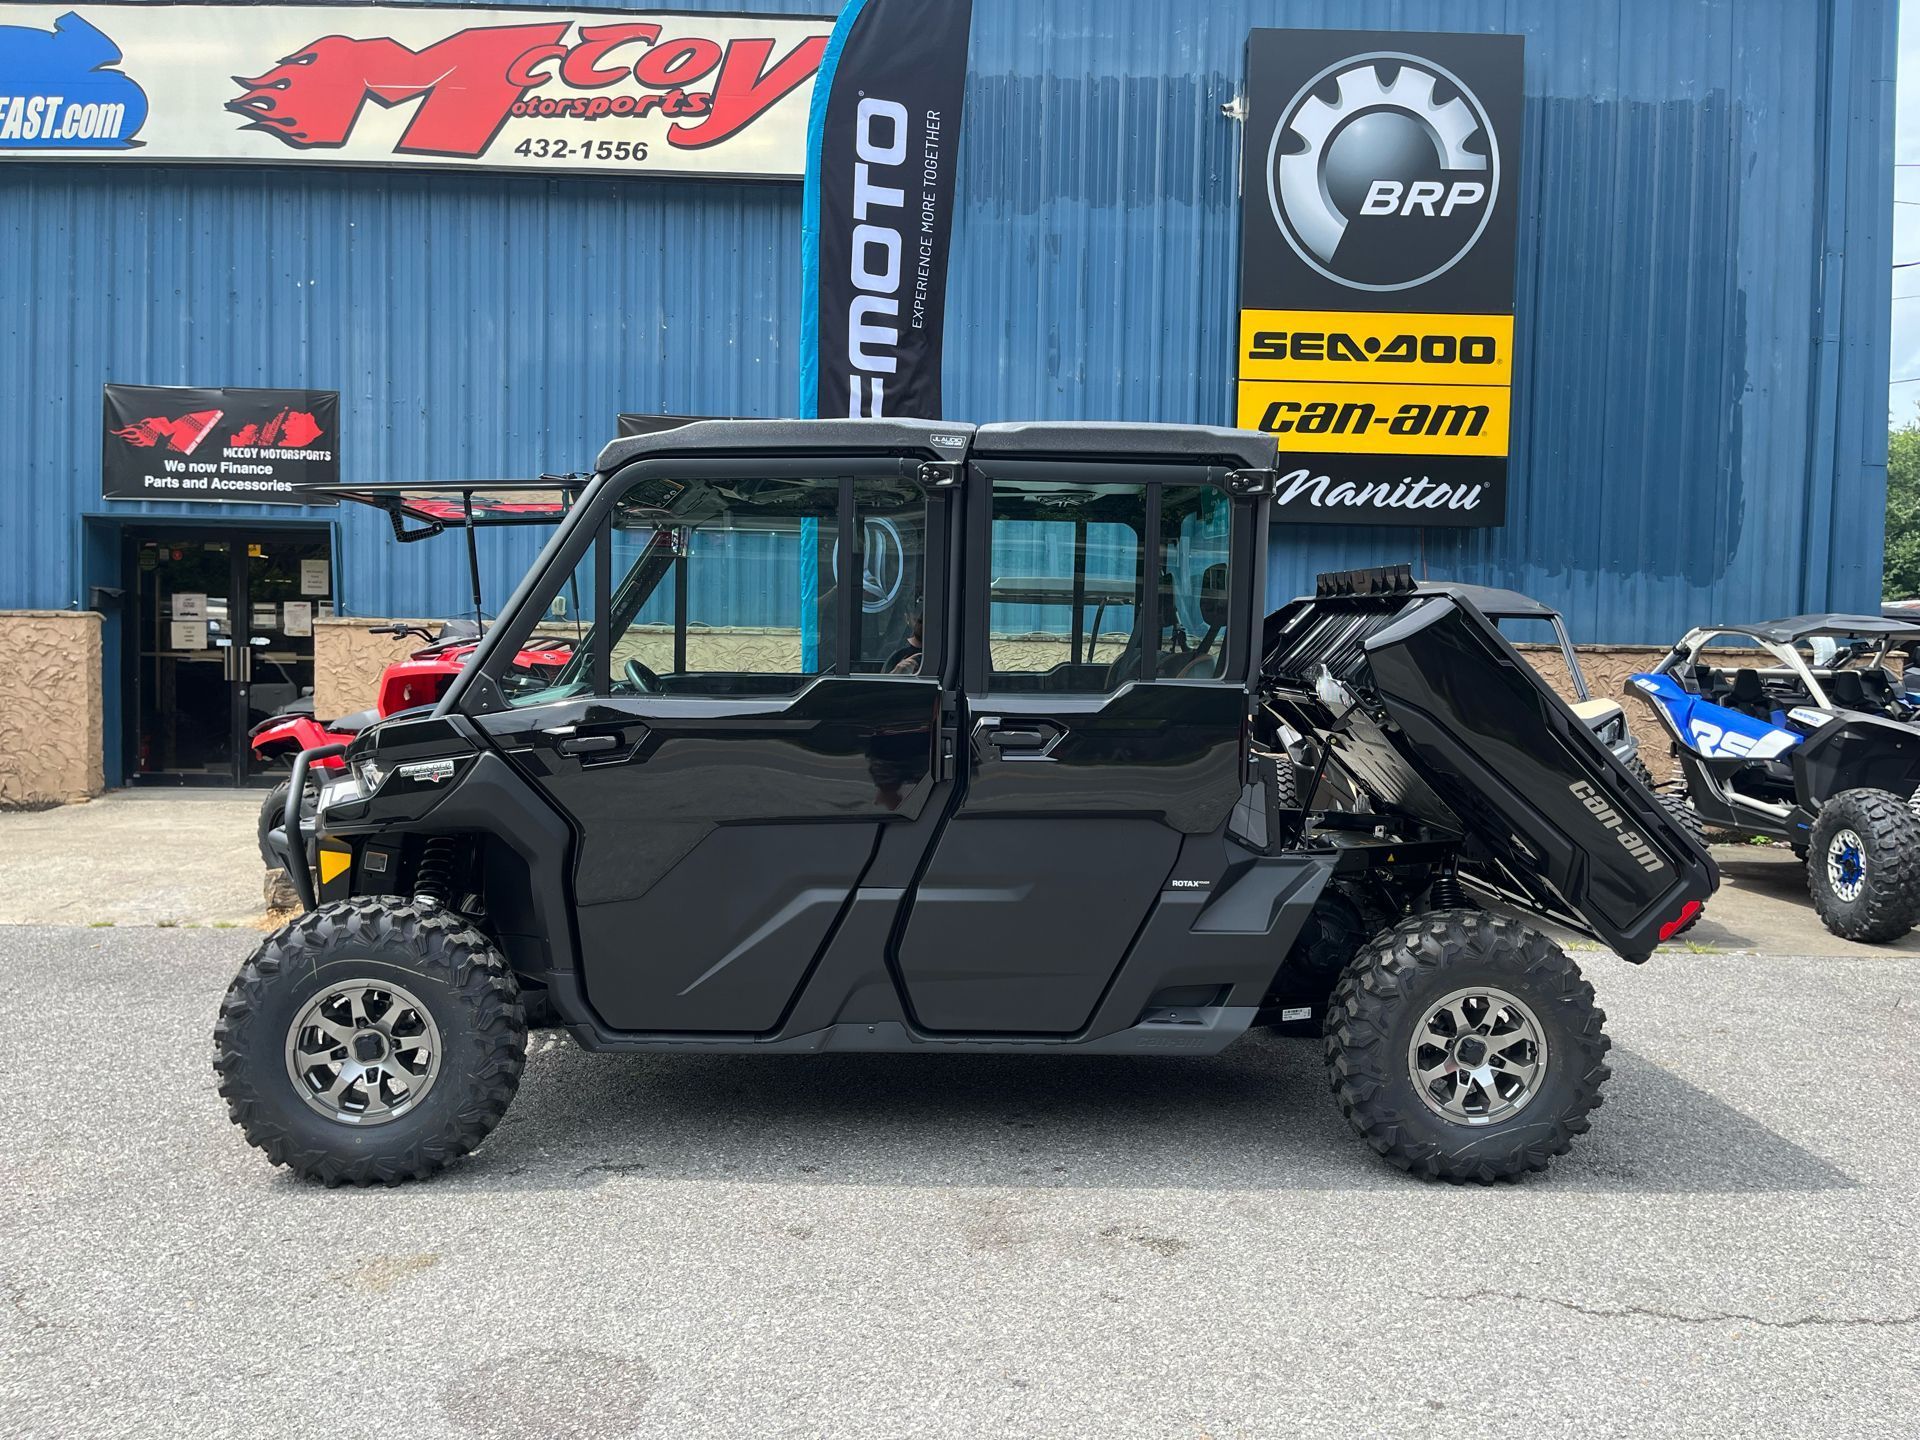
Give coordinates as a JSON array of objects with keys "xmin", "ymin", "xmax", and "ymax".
[{"xmin": 895, "ymin": 460, "xmax": 1259, "ymax": 1033}]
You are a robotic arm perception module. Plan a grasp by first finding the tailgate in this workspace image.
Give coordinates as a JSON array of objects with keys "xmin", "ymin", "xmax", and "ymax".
[{"xmin": 1264, "ymin": 587, "xmax": 1717, "ymax": 958}]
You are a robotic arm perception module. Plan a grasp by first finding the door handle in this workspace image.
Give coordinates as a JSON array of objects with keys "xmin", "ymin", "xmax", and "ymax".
[
  {"xmin": 985, "ymin": 727, "xmax": 1049, "ymax": 750},
  {"xmin": 973, "ymin": 718, "xmax": 1063, "ymax": 759},
  {"xmin": 556, "ymin": 734, "xmax": 619, "ymax": 755}
]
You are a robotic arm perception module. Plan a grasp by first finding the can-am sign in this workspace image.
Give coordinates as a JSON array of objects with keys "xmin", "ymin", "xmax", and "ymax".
[{"xmin": 0, "ymin": 4, "xmax": 833, "ymax": 178}]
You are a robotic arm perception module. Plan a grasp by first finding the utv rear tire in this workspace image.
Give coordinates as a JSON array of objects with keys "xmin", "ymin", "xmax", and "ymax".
[
  {"xmin": 212, "ymin": 898, "xmax": 525, "ymax": 1185},
  {"xmin": 1324, "ymin": 910, "xmax": 1610, "ymax": 1183},
  {"xmin": 1806, "ymin": 789, "xmax": 1920, "ymax": 943},
  {"xmin": 1655, "ymin": 792, "xmax": 1706, "ymax": 936},
  {"xmin": 1627, "ymin": 755, "xmax": 1657, "ymax": 790}
]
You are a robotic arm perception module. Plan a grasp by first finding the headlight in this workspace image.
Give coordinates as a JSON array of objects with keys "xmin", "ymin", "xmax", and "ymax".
[
  {"xmin": 1599, "ymin": 716, "xmax": 1626, "ymax": 746},
  {"xmin": 353, "ymin": 755, "xmax": 389, "ymax": 793}
]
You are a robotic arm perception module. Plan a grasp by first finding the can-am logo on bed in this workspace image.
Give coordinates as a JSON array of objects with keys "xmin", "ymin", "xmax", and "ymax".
[
  {"xmin": 0, "ymin": 10, "xmax": 147, "ymax": 149},
  {"xmin": 1237, "ymin": 29, "xmax": 1523, "ymax": 529},
  {"xmin": 0, "ymin": 6, "xmax": 833, "ymax": 178}
]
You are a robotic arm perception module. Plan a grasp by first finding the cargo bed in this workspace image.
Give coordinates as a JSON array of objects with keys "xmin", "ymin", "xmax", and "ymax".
[{"xmin": 1262, "ymin": 571, "xmax": 1717, "ymax": 960}]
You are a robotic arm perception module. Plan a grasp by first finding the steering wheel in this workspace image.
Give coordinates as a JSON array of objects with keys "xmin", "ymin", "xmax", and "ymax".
[{"xmin": 621, "ymin": 657, "xmax": 662, "ymax": 695}]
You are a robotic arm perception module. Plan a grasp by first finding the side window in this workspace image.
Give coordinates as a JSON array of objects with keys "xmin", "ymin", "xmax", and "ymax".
[
  {"xmin": 986, "ymin": 479, "xmax": 1234, "ymax": 691},
  {"xmin": 988, "ymin": 481, "xmax": 1145, "ymax": 690},
  {"xmin": 502, "ymin": 546, "xmax": 597, "ymax": 708},
  {"xmin": 545, "ymin": 472, "xmax": 936, "ymax": 700},
  {"xmin": 1161, "ymin": 484, "xmax": 1233, "ymax": 681},
  {"xmin": 609, "ymin": 476, "xmax": 840, "ymax": 697}
]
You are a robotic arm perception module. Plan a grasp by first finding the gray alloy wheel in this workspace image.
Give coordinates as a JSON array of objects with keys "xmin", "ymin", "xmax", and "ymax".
[
  {"xmin": 283, "ymin": 978, "xmax": 442, "ymax": 1125},
  {"xmin": 1824, "ymin": 827, "xmax": 1867, "ymax": 903},
  {"xmin": 1404, "ymin": 985, "xmax": 1549, "ymax": 1126}
]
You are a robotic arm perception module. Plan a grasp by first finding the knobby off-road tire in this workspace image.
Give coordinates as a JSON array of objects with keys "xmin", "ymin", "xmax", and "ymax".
[
  {"xmin": 1626, "ymin": 755, "xmax": 1657, "ymax": 791},
  {"xmin": 213, "ymin": 897, "xmax": 526, "ymax": 1186},
  {"xmin": 1324, "ymin": 910, "xmax": 1610, "ymax": 1184},
  {"xmin": 1656, "ymin": 791, "xmax": 1705, "ymax": 937},
  {"xmin": 1805, "ymin": 789, "xmax": 1920, "ymax": 944}
]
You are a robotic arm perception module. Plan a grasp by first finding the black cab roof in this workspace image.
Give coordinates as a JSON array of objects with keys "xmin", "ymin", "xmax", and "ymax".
[{"xmin": 592, "ymin": 418, "xmax": 1277, "ymax": 474}]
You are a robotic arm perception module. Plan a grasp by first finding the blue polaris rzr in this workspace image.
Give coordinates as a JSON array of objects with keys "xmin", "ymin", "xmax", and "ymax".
[{"xmin": 1630, "ymin": 615, "xmax": 1920, "ymax": 943}]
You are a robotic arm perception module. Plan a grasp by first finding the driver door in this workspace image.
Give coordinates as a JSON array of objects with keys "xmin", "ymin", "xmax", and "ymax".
[{"xmin": 476, "ymin": 457, "xmax": 948, "ymax": 1033}]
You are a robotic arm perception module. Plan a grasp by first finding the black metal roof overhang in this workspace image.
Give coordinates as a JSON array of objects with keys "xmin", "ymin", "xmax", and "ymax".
[
  {"xmin": 592, "ymin": 418, "xmax": 1278, "ymax": 474},
  {"xmin": 291, "ymin": 477, "xmax": 582, "ymax": 532},
  {"xmin": 1717, "ymin": 614, "xmax": 1920, "ymax": 644}
]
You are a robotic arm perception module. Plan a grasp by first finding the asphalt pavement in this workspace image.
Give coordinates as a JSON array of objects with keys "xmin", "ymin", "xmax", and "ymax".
[{"xmin": 2, "ymin": 924, "xmax": 1915, "ymax": 1439}]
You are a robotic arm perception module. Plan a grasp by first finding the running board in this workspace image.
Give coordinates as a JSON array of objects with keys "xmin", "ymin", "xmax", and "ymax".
[{"xmin": 564, "ymin": 1007, "xmax": 1259, "ymax": 1055}]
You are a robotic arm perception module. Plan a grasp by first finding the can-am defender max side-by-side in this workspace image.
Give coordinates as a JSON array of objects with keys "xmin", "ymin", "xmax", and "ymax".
[
  {"xmin": 1630, "ymin": 616, "xmax": 1920, "ymax": 942},
  {"xmin": 213, "ymin": 420, "xmax": 1714, "ymax": 1186}
]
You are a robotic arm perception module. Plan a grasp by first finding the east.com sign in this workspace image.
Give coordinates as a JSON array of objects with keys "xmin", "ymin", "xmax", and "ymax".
[{"xmin": 0, "ymin": 3, "xmax": 834, "ymax": 179}]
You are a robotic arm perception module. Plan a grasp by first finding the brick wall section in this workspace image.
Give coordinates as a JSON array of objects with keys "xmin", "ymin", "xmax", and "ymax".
[
  {"xmin": 0, "ymin": 611, "xmax": 103, "ymax": 806},
  {"xmin": 1517, "ymin": 643, "xmax": 1676, "ymax": 780}
]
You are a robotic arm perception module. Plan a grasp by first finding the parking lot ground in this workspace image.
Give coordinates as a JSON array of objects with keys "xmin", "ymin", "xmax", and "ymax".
[
  {"xmin": 0, "ymin": 789, "xmax": 266, "ymax": 927},
  {"xmin": 2, "ymin": 924, "xmax": 1915, "ymax": 1439}
]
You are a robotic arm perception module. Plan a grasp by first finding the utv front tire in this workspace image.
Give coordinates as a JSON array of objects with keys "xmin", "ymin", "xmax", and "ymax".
[
  {"xmin": 1324, "ymin": 910, "xmax": 1610, "ymax": 1183},
  {"xmin": 213, "ymin": 898, "xmax": 526, "ymax": 1185},
  {"xmin": 1806, "ymin": 789, "xmax": 1920, "ymax": 943}
]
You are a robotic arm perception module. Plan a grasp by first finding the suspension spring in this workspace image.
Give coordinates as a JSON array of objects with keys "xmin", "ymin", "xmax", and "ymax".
[
  {"xmin": 413, "ymin": 837, "xmax": 457, "ymax": 907},
  {"xmin": 1428, "ymin": 868, "xmax": 1468, "ymax": 911}
]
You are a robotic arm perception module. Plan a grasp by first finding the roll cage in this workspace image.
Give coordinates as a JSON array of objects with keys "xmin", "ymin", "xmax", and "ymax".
[{"xmin": 1655, "ymin": 622, "xmax": 1920, "ymax": 719}]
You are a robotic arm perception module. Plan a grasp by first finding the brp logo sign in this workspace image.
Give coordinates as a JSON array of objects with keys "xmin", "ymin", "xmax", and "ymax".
[{"xmin": 1267, "ymin": 53, "xmax": 1499, "ymax": 293}]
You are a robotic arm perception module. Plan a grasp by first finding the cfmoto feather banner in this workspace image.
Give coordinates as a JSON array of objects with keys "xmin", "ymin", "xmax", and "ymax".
[{"xmin": 800, "ymin": 0, "xmax": 972, "ymax": 419}]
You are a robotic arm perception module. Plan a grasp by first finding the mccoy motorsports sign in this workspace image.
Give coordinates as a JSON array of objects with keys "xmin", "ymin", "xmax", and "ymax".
[
  {"xmin": 0, "ymin": 4, "xmax": 833, "ymax": 179},
  {"xmin": 1238, "ymin": 30, "xmax": 1524, "ymax": 527}
]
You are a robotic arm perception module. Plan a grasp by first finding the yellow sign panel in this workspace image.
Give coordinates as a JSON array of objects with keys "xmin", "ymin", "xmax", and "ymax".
[
  {"xmin": 1238, "ymin": 309, "xmax": 1515, "ymax": 385},
  {"xmin": 318, "ymin": 845, "xmax": 352, "ymax": 886},
  {"xmin": 1236, "ymin": 380, "xmax": 1511, "ymax": 457}
]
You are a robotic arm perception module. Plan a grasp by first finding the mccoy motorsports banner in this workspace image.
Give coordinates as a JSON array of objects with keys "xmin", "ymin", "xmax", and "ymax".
[
  {"xmin": 103, "ymin": 384, "xmax": 339, "ymax": 504},
  {"xmin": 1238, "ymin": 30, "xmax": 1524, "ymax": 527},
  {"xmin": 0, "ymin": 4, "xmax": 834, "ymax": 179}
]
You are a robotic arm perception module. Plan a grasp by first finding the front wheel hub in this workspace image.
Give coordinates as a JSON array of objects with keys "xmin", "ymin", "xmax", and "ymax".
[
  {"xmin": 1826, "ymin": 829, "xmax": 1867, "ymax": 902},
  {"xmin": 285, "ymin": 980, "xmax": 441, "ymax": 1126},
  {"xmin": 1406, "ymin": 986, "xmax": 1549, "ymax": 1126}
]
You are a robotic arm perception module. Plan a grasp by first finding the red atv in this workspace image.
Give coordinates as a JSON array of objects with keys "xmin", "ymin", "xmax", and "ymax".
[{"xmin": 250, "ymin": 620, "xmax": 578, "ymax": 870}]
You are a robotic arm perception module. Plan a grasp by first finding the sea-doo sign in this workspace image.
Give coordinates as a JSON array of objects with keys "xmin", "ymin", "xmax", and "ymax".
[
  {"xmin": 0, "ymin": 5, "xmax": 832, "ymax": 179},
  {"xmin": 1238, "ymin": 30, "xmax": 1523, "ymax": 528}
]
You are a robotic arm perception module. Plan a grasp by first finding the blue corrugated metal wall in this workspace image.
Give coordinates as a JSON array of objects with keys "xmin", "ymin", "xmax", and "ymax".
[{"xmin": 0, "ymin": 0, "xmax": 1897, "ymax": 646}]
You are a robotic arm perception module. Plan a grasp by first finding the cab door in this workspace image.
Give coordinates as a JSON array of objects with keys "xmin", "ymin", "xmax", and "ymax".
[
  {"xmin": 894, "ymin": 461, "xmax": 1258, "ymax": 1033},
  {"xmin": 475, "ymin": 457, "xmax": 949, "ymax": 1033}
]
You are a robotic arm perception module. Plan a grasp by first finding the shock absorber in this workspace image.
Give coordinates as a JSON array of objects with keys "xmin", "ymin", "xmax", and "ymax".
[
  {"xmin": 413, "ymin": 837, "xmax": 457, "ymax": 907},
  {"xmin": 1428, "ymin": 867, "xmax": 1469, "ymax": 912}
]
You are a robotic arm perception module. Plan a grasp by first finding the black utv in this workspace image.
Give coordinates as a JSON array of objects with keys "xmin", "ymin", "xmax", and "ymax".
[{"xmin": 214, "ymin": 420, "xmax": 1714, "ymax": 1186}]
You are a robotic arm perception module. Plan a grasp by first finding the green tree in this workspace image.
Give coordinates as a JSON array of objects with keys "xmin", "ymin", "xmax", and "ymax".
[{"xmin": 1887, "ymin": 418, "xmax": 1920, "ymax": 599}]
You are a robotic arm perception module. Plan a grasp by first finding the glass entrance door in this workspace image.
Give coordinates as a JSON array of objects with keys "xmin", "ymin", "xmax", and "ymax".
[
  {"xmin": 129, "ymin": 528, "xmax": 331, "ymax": 785},
  {"xmin": 242, "ymin": 535, "xmax": 331, "ymax": 780}
]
